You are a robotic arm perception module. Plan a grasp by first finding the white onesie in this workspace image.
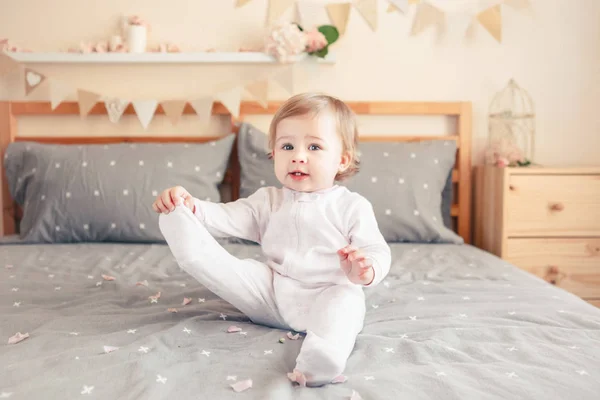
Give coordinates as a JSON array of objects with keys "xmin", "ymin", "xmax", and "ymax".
[{"xmin": 158, "ymin": 184, "xmax": 391, "ymax": 386}]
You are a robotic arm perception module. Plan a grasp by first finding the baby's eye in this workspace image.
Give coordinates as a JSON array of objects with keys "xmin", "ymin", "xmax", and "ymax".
[
  {"xmin": 282, "ymin": 144, "xmax": 294, "ymax": 151},
  {"xmin": 309, "ymin": 144, "xmax": 321, "ymax": 151}
]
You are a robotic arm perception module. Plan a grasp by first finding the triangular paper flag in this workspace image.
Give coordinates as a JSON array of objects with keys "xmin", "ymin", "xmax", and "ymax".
[
  {"xmin": 411, "ymin": 2, "xmax": 445, "ymax": 36},
  {"xmin": 190, "ymin": 98, "xmax": 214, "ymax": 128},
  {"xmin": 24, "ymin": 68, "xmax": 46, "ymax": 96},
  {"xmin": 326, "ymin": 3, "xmax": 352, "ymax": 35},
  {"xmin": 215, "ymin": 87, "xmax": 242, "ymax": 119},
  {"xmin": 477, "ymin": 5, "xmax": 501, "ymax": 43},
  {"xmin": 0, "ymin": 52, "xmax": 19, "ymax": 77},
  {"xmin": 161, "ymin": 100, "xmax": 187, "ymax": 125},
  {"xmin": 504, "ymin": 0, "xmax": 531, "ymax": 11},
  {"xmin": 236, "ymin": 0, "xmax": 253, "ymax": 7},
  {"xmin": 77, "ymin": 90, "xmax": 100, "ymax": 118},
  {"xmin": 104, "ymin": 98, "xmax": 129, "ymax": 123},
  {"xmin": 446, "ymin": 12, "xmax": 475, "ymax": 41},
  {"xmin": 272, "ymin": 66, "xmax": 294, "ymax": 96},
  {"xmin": 296, "ymin": 1, "xmax": 330, "ymax": 28},
  {"xmin": 268, "ymin": 0, "xmax": 295, "ymax": 26},
  {"xmin": 354, "ymin": 0, "xmax": 378, "ymax": 31},
  {"xmin": 245, "ymin": 80, "xmax": 269, "ymax": 109},
  {"xmin": 388, "ymin": 0, "xmax": 410, "ymax": 13},
  {"xmin": 132, "ymin": 100, "xmax": 158, "ymax": 130},
  {"xmin": 387, "ymin": 3, "xmax": 397, "ymax": 13},
  {"xmin": 49, "ymin": 80, "xmax": 73, "ymax": 110}
]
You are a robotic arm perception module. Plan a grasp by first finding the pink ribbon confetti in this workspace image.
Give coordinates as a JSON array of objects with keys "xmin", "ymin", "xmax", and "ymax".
[
  {"xmin": 182, "ymin": 297, "xmax": 192, "ymax": 306},
  {"xmin": 149, "ymin": 292, "xmax": 161, "ymax": 300},
  {"xmin": 230, "ymin": 379, "xmax": 252, "ymax": 392},
  {"xmin": 8, "ymin": 332, "xmax": 29, "ymax": 344},
  {"xmin": 102, "ymin": 274, "xmax": 116, "ymax": 281},
  {"xmin": 103, "ymin": 346, "xmax": 119, "ymax": 353},
  {"xmin": 227, "ymin": 326, "xmax": 242, "ymax": 333},
  {"xmin": 287, "ymin": 332, "xmax": 300, "ymax": 340},
  {"xmin": 136, "ymin": 280, "xmax": 149, "ymax": 287},
  {"xmin": 332, "ymin": 375, "xmax": 348, "ymax": 384},
  {"xmin": 167, "ymin": 308, "xmax": 178, "ymax": 313},
  {"xmin": 5, "ymin": 264, "xmax": 13, "ymax": 269},
  {"xmin": 287, "ymin": 370, "xmax": 307, "ymax": 387}
]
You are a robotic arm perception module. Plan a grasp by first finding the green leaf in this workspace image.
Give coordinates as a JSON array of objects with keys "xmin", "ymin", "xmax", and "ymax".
[
  {"xmin": 312, "ymin": 46, "xmax": 329, "ymax": 58},
  {"xmin": 318, "ymin": 25, "xmax": 339, "ymax": 46},
  {"xmin": 294, "ymin": 23, "xmax": 304, "ymax": 31}
]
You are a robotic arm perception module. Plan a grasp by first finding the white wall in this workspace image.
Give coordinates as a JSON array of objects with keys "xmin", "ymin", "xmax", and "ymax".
[{"xmin": 1, "ymin": 0, "xmax": 599, "ymax": 165}]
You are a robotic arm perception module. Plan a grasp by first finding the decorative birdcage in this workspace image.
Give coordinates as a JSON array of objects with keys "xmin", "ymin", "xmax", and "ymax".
[{"xmin": 485, "ymin": 79, "xmax": 535, "ymax": 167}]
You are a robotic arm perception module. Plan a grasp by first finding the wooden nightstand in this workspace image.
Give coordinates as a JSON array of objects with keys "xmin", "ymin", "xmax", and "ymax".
[{"xmin": 474, "ymin": 166, "xmax": 600, "ymax": 306}]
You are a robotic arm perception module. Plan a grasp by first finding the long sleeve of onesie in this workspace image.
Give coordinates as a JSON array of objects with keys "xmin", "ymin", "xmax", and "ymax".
[
  {"xmin": 347, "ymin": 197, "xmax": 391, "ymax": 287},
  {"xmin": 191, "ymin": 188, "xmax": 269, "ymax": 243}
]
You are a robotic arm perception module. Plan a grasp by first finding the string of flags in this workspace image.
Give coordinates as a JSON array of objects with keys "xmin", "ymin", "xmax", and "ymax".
[
  {"xmin": 244, "ymin": 0, "xmax": 531, "ymax": 44},
  {"xmin": 0, "ymin": 51, "xmax": 296, "ymax": 130}
]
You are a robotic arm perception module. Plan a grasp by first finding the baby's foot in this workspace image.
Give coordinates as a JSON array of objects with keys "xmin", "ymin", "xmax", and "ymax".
[{"xmin": 287, "ymin": 369, "xmax": 307, "ymax": 387}]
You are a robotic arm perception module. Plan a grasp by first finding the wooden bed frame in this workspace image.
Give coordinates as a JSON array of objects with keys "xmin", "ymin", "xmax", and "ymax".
[{"xmin": 0, "ymin": 100, "xmax": 472, "ymax": 242}]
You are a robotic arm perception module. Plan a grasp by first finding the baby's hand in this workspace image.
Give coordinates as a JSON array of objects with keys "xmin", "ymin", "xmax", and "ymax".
[
  {"xmin": 337, "ymin": 245, "xmax": 374, "ymax": 286},
  {"xmin": 152, "ymin": 186, "xmax": 195, "ymax": 214}
]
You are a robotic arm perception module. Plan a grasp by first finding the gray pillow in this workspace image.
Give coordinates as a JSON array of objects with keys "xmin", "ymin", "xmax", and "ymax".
[
  {"xmin": 236, "ymin": 122, "xmax": 461, "ymax": 243},
  {"xmin": 4, "ymin": 135, "xmax": 235, "ymax": 243}
]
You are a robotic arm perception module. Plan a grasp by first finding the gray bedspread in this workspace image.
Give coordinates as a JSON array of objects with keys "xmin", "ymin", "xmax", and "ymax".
[{"xmin": 1, "ymin": 241, "xmax": 599, "ymax": 400}]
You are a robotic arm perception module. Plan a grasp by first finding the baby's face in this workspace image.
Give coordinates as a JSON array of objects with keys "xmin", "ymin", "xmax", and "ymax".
[{"xmin": 273, "ymin": 112, "xmax": 348, "ymax": 193}]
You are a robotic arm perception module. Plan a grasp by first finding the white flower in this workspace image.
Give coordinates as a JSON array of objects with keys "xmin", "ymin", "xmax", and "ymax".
[{"xmin": 264, "ymin": 23, "xmax": 307, "ymax": 63}]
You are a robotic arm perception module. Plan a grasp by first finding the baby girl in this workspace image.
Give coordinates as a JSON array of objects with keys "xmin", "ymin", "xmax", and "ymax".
[{"xmin": 154, "ymin": 92, "xmax": 391, "ymax": 387}]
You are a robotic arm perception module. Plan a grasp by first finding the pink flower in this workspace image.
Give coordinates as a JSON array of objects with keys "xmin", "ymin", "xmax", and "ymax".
[
  {"xmin": 496, "ymin": 157, "xmax": 509, "ymax": 168},
  {"xmin": 305, "ymin": 29, "xmax": 328, "ymax": 53},
  {"xmin": 128, "ymin": 15, "xmax": 151, "ymax": 31}
]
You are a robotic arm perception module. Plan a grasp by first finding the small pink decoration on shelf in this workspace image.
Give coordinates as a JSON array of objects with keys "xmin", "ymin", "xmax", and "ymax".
[
  {"xmin": 0, "ymin": 38, "xmax": 31, "ymax": 52},
  {"xmin": 128, "ymin": 15, "xmax": 151, "ymax": 31},
  {"xmin": 264, "ymin": 23, "xmax": 308, "ymax": 63},
  {"xmin": 484, "ymin": 140, "xmax": 530, "ymax": 168},
  {"xmin": 263, "ymin": 22, "xmax": 339, "ymax": 62},
  {"xmin": 304, "ymin": 29, "xmax": 328, "ymax": 53},
  {"xmin": 151, "ymin": 43, "xmax": 181, "ymax": 53}
]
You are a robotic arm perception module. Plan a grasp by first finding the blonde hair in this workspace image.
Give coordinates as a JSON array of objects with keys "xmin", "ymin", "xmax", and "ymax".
[{"xmin": 268, "ymin": 93, "xmax": 360, "ymax": 181}]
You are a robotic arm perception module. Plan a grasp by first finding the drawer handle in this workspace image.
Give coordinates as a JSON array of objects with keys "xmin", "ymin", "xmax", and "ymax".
[
  {"xmin": 549, "ymin": 202, "xmax": 564, "ymax": 212},
  {"xmin": 509, "ymin": 184, "xmax": 516, "ymax": 191}
]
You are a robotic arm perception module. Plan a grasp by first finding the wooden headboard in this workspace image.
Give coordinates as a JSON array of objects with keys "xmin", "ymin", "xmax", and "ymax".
[{"xmin": 0, "ymin": 100, "xmax": 472, "ymax": 242}]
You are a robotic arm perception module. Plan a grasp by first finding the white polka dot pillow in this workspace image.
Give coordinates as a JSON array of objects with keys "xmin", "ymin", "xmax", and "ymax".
[
  {"xmin": 341, "ymin": 140, "xmax": 463, "ymax": 244},
  {"xmin": 4, "ymin": 135, "xmax": 235, "ymax": 243}
]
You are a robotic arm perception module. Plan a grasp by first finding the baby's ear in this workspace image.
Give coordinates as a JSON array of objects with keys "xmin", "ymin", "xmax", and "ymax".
[{"xmin": 339, "ymin": 152, "xmax": 351, "ymax": 171}]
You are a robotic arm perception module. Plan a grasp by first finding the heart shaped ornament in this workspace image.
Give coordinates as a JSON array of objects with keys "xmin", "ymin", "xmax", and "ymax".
[
  {"xmin": 105, "ymin": 98, "xmax": 129, "ymax": 123},
  {"xmin": 24, "ymin": 68, "xmax": 46, "ymax": 96}
]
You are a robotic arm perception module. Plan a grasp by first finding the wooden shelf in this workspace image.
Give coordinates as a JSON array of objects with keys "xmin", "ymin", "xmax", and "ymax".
[{"xmin": 6, "ymin": 51, "xmax": 336, "ymax": 64}]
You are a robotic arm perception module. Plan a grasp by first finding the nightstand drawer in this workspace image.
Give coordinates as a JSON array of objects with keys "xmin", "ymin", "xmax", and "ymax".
[
  {"xmin": 506, "ymin": 174, "xmax": 600, "ymax": 236},
  {"xmin": 505, "ymin": 238, "xmax": 600, "ymax": 298}
]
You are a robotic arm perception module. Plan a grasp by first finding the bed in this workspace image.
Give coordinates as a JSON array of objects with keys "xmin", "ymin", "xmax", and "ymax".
[{"xmin": 1, "ymin": 101, "xmax": 599, "ymax": 400}]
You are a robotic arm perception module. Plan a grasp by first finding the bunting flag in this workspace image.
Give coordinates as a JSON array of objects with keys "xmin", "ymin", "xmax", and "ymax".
[
  {"xmin": 132, "ymin": 100, "xmax": 158, "ymax": 130},
  {"xmin": 388, "ymin": 0, "xmax": 410, "ymax": 14},
  {"xmin": 296, "ymin": 1, "xmax": 331, "ymax": 28},
  {"xmin": 244, "ymin": 80, "xmax": 269, "ymax": 108},
  {"xmin": 49, "ymin": 80, "xmax": 73, "ymax": 110},
  {"xmin": 354, "ymin": 0, "xmax": 378, "ymax": 31},
  {"xmin": 215, "ymin": 87, "xmax": 242, "ymax": 119},
  {"xmin": 104, "ymin": 98, "xmax": 129, "ymax": 123},
  {"xmin": 161, "ymin": 100, "xmax": 187, "ymax": 125},
  {"xmin": 268, "ymin": 0, "xmax": 295, "ymax": 26},
  {"xmin": 411, "ymin": 2, "xmax": 445, "ymax": 36},
  {"xmin": 190, "ymin": 98, "xmax": 214, "ymax": 128},
  {"xmin": 272, "ymin": 66, "xmax": 295, "ymax": 96},
  {"xmin": 235, "ymin": 0, "xmax": 253, "ymax": 7},
  {"xmin": 0, "ymin": 52, "xmax": 20, "ymax": 77},
  {"xmin": 477, "ymin": 4, "xmax": 502, "ymax": 43},
  {"xmin": 445, "ymin": 12, "xmax": 475, "ymax": 42},
  {"xmin": 24, "ymin": 68, "xmax": 46, "ymax": 96},
  {"xmin": 77, "ymin": 89, "xmax": 101, "ymax": 118},
  {"xmin": 326, "ymin": 3, "xmax": 352, "ymax": 35}
]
